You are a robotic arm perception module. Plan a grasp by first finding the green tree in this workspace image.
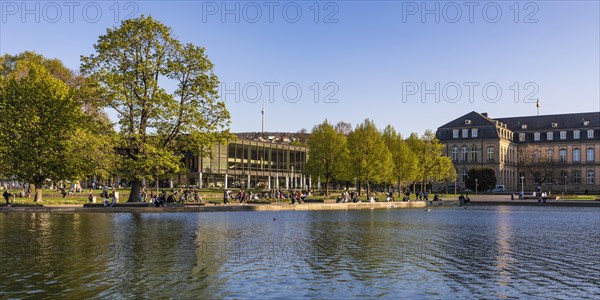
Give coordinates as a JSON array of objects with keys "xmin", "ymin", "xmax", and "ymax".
[
  {"xmin": 382, "ymin": 125, "xmax": 418, "ymax": 194},
  {"xmin": 407, "ymin": 130, "xmax": 447, "ymax": 192},
  {"xmin": 466, "ymin": 167, "xmax": 497, "ymax": 191},
  {"xmin": 435, "ymin": 156, "xmax": 457, "ymax": 194},
  {"xmin": 1, "ymin": 52, "xmax": 116, "ymax": 186},
  {"xmin": 306, "ymin": 120, "xmax": 348, "ymax": 196},
  {"xmin": 81, "ymin": 16, "xmax": 233, "ymax": 201},
  {"xmin": 334, "ymin": 121, "xmax": 353, "ymax": 136},
  {"xmin": 0, "ymin": 59, "xmax": 107, "ymax": 202},
  {"xmin": 347, "ymin": 119, "xmax": 392, "ymax": 199}
]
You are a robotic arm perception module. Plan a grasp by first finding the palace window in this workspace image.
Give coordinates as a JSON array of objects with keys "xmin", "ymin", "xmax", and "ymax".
[
  {"xmin": 472, "ymin": 128, "xmax": 478, "ymax": 138},
  {"xmin": 587, "ymin": 148, "xmax": 595, "ymax": 162},
  {"xmin": 587, "ymin": 129, "xmax": 594, "ymax": 138},
  {"xmin": 534, "ymin": 132, "xmax": 540, "ymax": 141},
  {"xmin": 587, "ymin": 171, "xmax": 595, "ymax": 184},
  {"xmin": 573, "ymin": 148, "xmax": 581, "ymax": 162},
  {"xmin": 487, "ymin": 147, "xmax": 494, "ymax": 161},
  {"xmin": 519, "ymin": 133, "xmax": 526, "ymax": 142},
  {"xmin": 573, "ymin": 171, "xmax": 580, "ymax": 184},
  {"xmin": 452, "ymin": 146, "xmax": 458, "ymax": 161},
  {"xmin": 462, "ymin": 129, "xmax": 469, "ymax": 138},
  {"xmin": 560, "ymin": 131, "xmax": 566, "ymax": 140},
  {"xmin": 453, "ymin": 130, "xmax": 459, "ymax": 138},
  {"xmin": 547, "ymin": 148, "xmax": 554, "ymax": 162},
  {"xmin": 559, "ymin": 149, "xmax": 567, "ymax": 162},
  {"xmin": 462, "ymin": 147, "xmax": 468, "ymax": 161},
  {"xmin": 559, "ymin": 170, "xmax": 567, "ymax": 184},
  {"xmin": 471, "ymin": 146, "xmax": 478, "ymax": 162},
  {"xmin": 547, "ymin": 132, "xmax": 553, "ymax": 140},
  {"xmin": 574, "ymin": 130, "xmax": 580, "ymax": 139}
]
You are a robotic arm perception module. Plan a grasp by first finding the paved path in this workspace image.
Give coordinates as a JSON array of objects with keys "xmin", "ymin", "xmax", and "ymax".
[{"xmin": 0, "ymin": 201, "xmax": 427, "ymax": 213}]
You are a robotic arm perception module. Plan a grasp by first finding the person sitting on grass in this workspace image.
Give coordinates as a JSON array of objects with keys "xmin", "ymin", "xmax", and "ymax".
[
  {"xmin": 109, "ymin": 188, "xmax": 117, "ymax": 207},
  {"xmin": 155, "ymin": 192, "xmax": 165, "ymax": 207},
  {"xmin": 101, "ymin": 187, "xmax": 110, "ymax": 206}
]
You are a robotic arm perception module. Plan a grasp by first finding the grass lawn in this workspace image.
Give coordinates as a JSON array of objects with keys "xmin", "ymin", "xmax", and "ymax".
[{"xmin": 559, "ymin": 194, "xmax": 599, "ymax": 200}]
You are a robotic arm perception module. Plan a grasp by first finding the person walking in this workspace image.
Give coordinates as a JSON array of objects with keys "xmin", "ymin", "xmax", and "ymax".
[{"xmin": 223, "ymin": 189, "xmax": 229, "ymax": 205}]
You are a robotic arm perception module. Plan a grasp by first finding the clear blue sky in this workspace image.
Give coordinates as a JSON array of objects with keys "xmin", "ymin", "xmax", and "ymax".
[{"xmin": 1, "ymin": 1, "xmax": 599, "ymax": 136}]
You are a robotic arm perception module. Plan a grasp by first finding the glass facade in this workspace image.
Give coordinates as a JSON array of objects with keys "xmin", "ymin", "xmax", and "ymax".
[{"xmin": 176, "ymin": 139, "xmax": 308, "ymax": 189}]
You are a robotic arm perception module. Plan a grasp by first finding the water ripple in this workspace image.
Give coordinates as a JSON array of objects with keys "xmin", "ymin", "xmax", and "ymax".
[{"xmin": 1, "ymin": 207, "xmax": 599, "ymax": 298}]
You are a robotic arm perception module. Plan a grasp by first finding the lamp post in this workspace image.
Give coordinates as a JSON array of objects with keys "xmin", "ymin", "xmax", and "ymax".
[
  {"xmin": 475, "ymin": 179, "xmax": 478, "ymax": 194},
  {"xmin": 563, "ymin": 175, "xmax": 567, "ymax": 195},
  {"xmin": 520, "ymin": 176, "xmax": 525, "ymax": 196},
  {"xmin": 454, "ymin": 179, "xmax": 457, "ymax": 195}
]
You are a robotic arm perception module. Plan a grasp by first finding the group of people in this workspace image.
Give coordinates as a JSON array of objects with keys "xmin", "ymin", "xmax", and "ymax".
[
  {"xmin": 149, "ymin": 188, "xmax": 204, "ymax": 207},
  {"xmin": 98, "ymin": 187, "xmax": 118, "ymax": 207},
  {"xmin": 223, "ymin": 189, "xmax": 309, "ymax": 205},
  {"xmin": 337, "ymin": 190, "xmax": 359, "ymax": 203}
]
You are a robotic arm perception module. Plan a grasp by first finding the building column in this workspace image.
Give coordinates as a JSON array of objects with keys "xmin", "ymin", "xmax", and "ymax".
[
  {"xmin": 199, "ymin": 172, "xmax": 203, "ymax": 189},
  {"xmin": 247, "ymin": 174, "xmax": 251, "ymax": 189},
  {"xmin": 309, "ymin": 176, "xmax": 312, "ymax": 190},
  {"xmin": 225, "ymin": 174, "xmax": 228, "ymax": 189},
  {"xmin": 268, "ymin": 175, "xmax": 271, "ymax": 190},
  {"xmin": 318, "ymin": 176, "xmax": 321, "ymax": 190},
  {"xmin": 285, "ymin": 176, "xmax": 289, "ymax": 190},
  {"xmin": 276, "ymin": 174, "xmax": 279, "ymax": 189}
]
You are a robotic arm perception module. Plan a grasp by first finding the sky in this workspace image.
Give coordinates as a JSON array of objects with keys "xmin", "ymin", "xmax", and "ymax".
[{"xmin": 1, "ymin": 0, "xmax": 599, "ymax": 137}]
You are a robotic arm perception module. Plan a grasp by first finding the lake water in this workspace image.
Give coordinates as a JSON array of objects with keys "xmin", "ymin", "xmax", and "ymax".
[{"xmin": 1, "ymin": 206, "xmax": 599, "ymax": 299}]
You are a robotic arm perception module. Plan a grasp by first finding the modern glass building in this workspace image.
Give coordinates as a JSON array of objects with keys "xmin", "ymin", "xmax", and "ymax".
[{"xmin": 175, "ymin": 139, "xmax": 308, "ymax": 190}]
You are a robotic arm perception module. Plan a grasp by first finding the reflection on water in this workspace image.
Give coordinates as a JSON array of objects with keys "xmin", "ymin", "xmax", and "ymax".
[{"xmin": 1, "ymin": 206, "xmax": 599, "ymax": 299}]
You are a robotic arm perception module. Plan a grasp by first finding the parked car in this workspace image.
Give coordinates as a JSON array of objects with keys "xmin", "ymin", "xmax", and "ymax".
[{"xmin": 491, "ymin": 185, "xmax": 505, "ymax": 193}]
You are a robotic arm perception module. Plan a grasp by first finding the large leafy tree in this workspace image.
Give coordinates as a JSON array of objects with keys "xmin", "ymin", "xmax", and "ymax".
[
  {"xmin": 1, "ymin": 52, "xmax": 116, "ymax": 187},
  {"xmin": 81, "ymin": 16, "xmax": 233, "ymax": 201},
  {"xmin": 347, "ymin": 119, "xmax": 393, "ymax": 199},
  {"xmin": 435, "ymin": 156, "xmax": 457, "ymax": 194},
  {"xmin": 0, "ymin": 56, "xmax": 111, "ymax": 202},
  {"xmin": 382, "ymin": 125, "xmax": 418, "ymax": 193},
  {"xmin": 517, "ymin": 145, "xmax": 554, "ymax": 189},
  {"xmin": 334, "ymin": 121, "xmax": 353, "ymax": 136},
  {"xmin": 407, "ymin": 130, "xmax": 448, "ymax": 192},
  {"xmin": 466, "ymin": 167, "xmax": 497, "ymax": 191},
  {"xmin": 306, "ymin": 120, "xmax": 348, "ymax": 196}
]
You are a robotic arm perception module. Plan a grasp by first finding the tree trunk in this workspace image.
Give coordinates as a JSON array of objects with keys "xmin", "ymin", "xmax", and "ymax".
[
  {"xmin": 366, "ymin": 181, "xmax": 370, "ymax": 200},
  {"xmin": 324, "ymin": 176, "xmax": 329, "ymax": 197},
  {"xmin": 32, "ymin": 182, "xmax": 43, "ymax": 203},
  {"xmin": 128, "ymin": 179, "xmax": 141, "ymax": 202}
]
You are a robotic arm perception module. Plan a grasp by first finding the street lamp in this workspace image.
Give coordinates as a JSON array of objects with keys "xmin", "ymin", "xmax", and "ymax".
[
  {"xmin": 520, "ymin": 176, "xmax": 525, "ymax": 196},
  {"xmin": 475, "ymin": 179, "xmax": 478, "ymax": 194},
  {"xmin": 563, "ymin": 175, "xmax": 567, "ymax": 195},
  {"xmin": 454, "ymin": 179, "xmax": 457, "ymax": 195}
]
